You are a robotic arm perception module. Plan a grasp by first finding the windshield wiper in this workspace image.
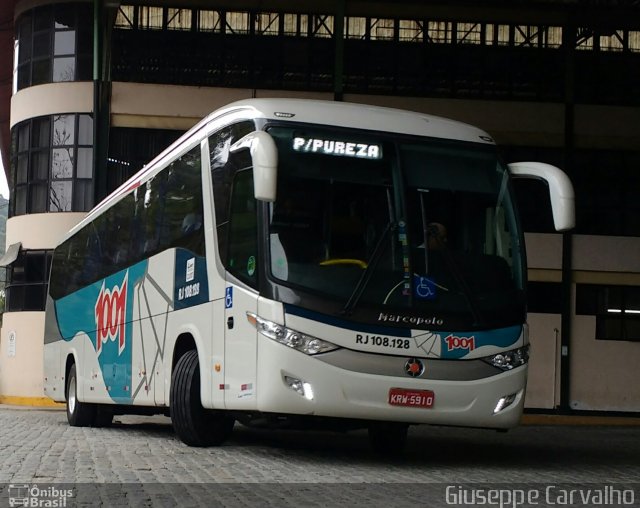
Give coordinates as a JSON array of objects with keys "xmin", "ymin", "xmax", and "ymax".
[{"xmin": 341, "ymin": 222, "xmax": 394, "ymax": 316}]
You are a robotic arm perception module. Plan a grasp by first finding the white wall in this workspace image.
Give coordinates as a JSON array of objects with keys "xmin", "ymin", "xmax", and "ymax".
[
  {"xmin": 6, "ymin": 213, "xmax": 85, "ymax": 250},
  {"xmin": 11, "ymin": 82, "xmax": 93, "ymax": 128},
  {"xmin": 0, "ymin": 312, "xmax": 46, "ymax": 397},
  {"xmin": 571, "ymin": 315, "xmax": 640, "ymax": 412}
]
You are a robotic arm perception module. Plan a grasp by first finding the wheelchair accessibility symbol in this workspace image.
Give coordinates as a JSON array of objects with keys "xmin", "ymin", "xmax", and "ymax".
[
  {"xmin": 225, "ymin": 287, "xmax": 233, "ymax": 309},
  {"xmin": 414, "ymin": 275, "xmax": 436, "ymax": 300}
]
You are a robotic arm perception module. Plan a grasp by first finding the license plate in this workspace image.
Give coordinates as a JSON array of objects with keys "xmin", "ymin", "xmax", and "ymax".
[{"xmin": 388, "ymin": 388, "xmax": 435, "ymax": 408}]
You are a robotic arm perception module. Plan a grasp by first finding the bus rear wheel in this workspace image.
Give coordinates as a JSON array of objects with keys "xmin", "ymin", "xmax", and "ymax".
[
  {"xmin": 66, "ymin": 363, "xmax": 96, "ymax": 427},
  {"xmin": 170, "ymin": 349, "xmax": 234, "ymax": 447}
]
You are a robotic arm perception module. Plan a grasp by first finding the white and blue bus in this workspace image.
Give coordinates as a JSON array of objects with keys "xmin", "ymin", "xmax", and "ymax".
[{"xmin": 43, "ymin": 99, "xmax": 574, "ymax": 451}]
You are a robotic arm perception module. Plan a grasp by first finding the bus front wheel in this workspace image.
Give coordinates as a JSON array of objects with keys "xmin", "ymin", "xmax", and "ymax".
[
  {"xmin": 170, "ymin": 349, "xmax": 234, "ymax": 447},
  {"xmin": 66, "ymin": 363, "xmax": 96, "ymax": 427}
]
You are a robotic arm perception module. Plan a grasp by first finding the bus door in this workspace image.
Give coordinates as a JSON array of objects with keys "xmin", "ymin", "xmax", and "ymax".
[
  {"xmin": 222, "ymin": 167, "xmax": 260, "ymax": 409},
  {"xmin": 223, "ymin": 282, "xmax": 258, "ymax": 408}
]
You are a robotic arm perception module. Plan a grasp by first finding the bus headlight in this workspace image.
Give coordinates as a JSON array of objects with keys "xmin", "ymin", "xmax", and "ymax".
[
  {"xmin": 247, "ymin": 313, "xmax": 339, "ymax": 355},
  {"xmin": 481, "ymin": 346, "xmax": 529, "ymax": 371}
]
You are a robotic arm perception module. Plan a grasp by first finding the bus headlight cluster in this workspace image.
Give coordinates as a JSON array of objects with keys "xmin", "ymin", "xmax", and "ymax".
[
  {"xmin": 481, "ymin": 346, "xmax": 529, "ymax": 371},
  {"xmin": 247, "ymin": 313, "xmax": 339, "ymax": 355}
]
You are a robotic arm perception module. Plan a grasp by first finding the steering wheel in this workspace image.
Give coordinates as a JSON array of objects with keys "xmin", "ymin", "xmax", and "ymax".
[{"xmin": 319, "ymin": 258, "xmax": 368, "ymax": 269}]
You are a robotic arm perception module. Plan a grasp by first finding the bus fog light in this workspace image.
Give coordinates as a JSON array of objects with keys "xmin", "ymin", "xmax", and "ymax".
[
  {"xmin": 494, "ymin": 393, "xmax": 517, "ymax": 414},
  {"xmin": 284, "ymin": 375, "xmax": 314, "ymax": 400},
  {"xmin": 284, "ymin": 375, "xmax": 304, "ymax": 395},
  {"xmin": 302, "ymin": 382, "xmax": 314, "ymax": 400}
]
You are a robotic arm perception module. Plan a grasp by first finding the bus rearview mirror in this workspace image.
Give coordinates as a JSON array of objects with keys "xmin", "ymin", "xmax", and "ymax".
[
  {"xmin": 230, "ymin": 131, "xmax": 278, "ymax": 202},
  {"xmin": 508, "ymin": 161, "xmax": 575, "ymax": 231}
]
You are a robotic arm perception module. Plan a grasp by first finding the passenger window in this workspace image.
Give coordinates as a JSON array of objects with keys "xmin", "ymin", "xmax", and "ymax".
[{"xmin": 209, "ymin": 120, "xmax": 255, "ymax": 267}]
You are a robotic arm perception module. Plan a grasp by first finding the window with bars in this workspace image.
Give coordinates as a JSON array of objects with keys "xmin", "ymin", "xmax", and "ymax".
[
  {"xmin": 576, "ymin": 284, "xmax": 640, "ymax": 341},
  {"xmin": 5, "ymin": 250, "xmax": 53, "ymax": 312},
  {"xmin": 111, "ymin": 3, "xmax": 639, "ymax": 53},
  {"xmin": 398, "ymin": 20, "xmax": 424, "ymax": 42},
  {"xmin": 10, "ymin": 114, "xmax": 94, "ymax": 216},
  {"xmin": 456, "ymin": 23, "xmax": 482, "ymax": 45},
  {"xmin": 13, "ymin": 3, "xmax": 92, "ymax": 93},
  {"xmin": 108, "ymin": 4, "xmax": 640, "ymax": 104}
]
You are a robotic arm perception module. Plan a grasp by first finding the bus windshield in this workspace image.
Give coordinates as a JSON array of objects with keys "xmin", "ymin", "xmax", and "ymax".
[{"xmin": 266, "ymin": 125, "xmax": 525, "ymax": 328}]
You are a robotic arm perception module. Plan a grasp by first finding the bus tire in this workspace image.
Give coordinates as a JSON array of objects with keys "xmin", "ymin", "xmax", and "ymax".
[
  {"xmin": 170, "ymin": 349, "xmax": 234, "ymax": 447},
  {"xmin": 368, "ymin": 422, "xmax": 409, "ymax": 456},
  {"xmin": 66, "ymin": 363, "xmax": 96, "ymax": 427}
]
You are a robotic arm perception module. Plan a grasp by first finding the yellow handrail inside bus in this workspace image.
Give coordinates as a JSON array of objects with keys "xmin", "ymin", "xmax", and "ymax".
[{"xmin": 319, "ymin": 258, "xmax": 368, "ymax": 269}]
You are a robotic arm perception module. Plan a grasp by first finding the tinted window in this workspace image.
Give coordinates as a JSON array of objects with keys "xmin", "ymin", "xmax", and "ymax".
[
  {"xmin": 6, "ymin": 250, "xmax": 52, "ymax": 311},
  {"xmin": 576, "ymin": 284, "xmax": 640, "ymax": 342},
  {"xmin": 49, "ymin": 145, "xmax": 205, "ymax": 299},
  {"xmin": 208, "ymin": 121, "xmax": 255, "ymax": 265}
]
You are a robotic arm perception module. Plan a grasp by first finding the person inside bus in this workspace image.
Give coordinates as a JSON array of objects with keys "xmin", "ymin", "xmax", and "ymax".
[
  {"xmin": 426, "ymin": 222, "xmax": 447, "ymax": 250},
  {"xmin": 413, "ymin": 222, "xmax": 451, "ymax": 292}
]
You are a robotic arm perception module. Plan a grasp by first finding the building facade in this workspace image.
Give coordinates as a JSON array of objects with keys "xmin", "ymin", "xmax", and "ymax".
[{"xmin": 0, "ymin": 0, "xmax": 639, "ymax": 411}]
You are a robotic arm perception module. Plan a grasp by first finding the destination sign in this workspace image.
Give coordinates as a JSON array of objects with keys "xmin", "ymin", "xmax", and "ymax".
[{"xmin": 292, "ymin": 137, "xmax": 382, "ymax": 159}]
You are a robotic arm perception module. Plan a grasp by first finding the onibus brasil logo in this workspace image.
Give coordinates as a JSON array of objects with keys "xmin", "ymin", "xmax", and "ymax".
[{"xmin": 94, "ymin": 271, "xmax": 128, "ymax": 356}]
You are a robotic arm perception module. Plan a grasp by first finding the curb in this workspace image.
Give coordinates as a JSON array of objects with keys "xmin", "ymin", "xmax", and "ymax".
[
  {"xmin": 521, "ymin": 413, "xmax": 640, "ymax": 426},
  {"xmin": 0, "ymin": 395, "xmax": 65, "ymax": 409}
]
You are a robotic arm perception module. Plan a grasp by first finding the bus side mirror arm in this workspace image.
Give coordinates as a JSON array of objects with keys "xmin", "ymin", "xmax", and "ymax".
[
  {"xmin": 508, "ymin": 162, "xmax": 575, "ymax": 232},
  {"xmin": 230, "ymin": 131, "xmax": 278, "ymax": 202}
]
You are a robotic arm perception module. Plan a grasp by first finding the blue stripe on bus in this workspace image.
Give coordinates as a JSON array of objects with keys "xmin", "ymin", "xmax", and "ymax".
[
  {"xmin": 283, "ymin": 304, "xmax": 522, "ymax": 358},
  {"xmin": 283, "ymin": 304, "xmax": 412, "ymax": 337}
]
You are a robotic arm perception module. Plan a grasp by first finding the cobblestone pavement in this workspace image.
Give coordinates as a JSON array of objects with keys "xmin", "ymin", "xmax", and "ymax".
[{"xmin": 0, "ymin": 406, "xmax": 639, "ymax": 507}]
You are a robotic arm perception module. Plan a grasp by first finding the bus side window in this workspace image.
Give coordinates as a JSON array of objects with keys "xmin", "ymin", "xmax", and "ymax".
[
  {"xmin": 163, "ymin": 146, "xmax": 205, "ymax": 256},
  {"xmin": 49, "ymin": 242, "xmax": 70, "ymax": 300},
  {"xmin": 209, "ymin": 121, "xmax": 255, "ymax": 267}
]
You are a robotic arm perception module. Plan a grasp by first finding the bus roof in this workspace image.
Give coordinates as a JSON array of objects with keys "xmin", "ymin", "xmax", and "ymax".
[
  {"xmin": 64, "ymin": 98, "xmax": 495, "ymax": 242},
  {"xmin": 207, "ymin": 98, "xmax": 494, "ymax": 145}
]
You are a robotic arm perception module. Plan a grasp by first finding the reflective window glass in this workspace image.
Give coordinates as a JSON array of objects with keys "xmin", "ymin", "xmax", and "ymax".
[
  {"xmin": 77, "ymin": 148, "xmax": 93, "ymax": 178},
  {"xmin": 33, "ymin": 32, "xmax": 51, "ymax": 58},
  {"xmin": 9, "ymin": 115, "xmax": 94, "ymax": 217},
  {"xmin": 53, "ymin": 57, "xmax": 75, "ymax": 82},
  {"xmin": 16, "ymin": 156, "xmax": 28, "ymax": 183},
  {"xmin": 54, "ymin": 4, "xmax": 76, "ymax": 29},
  {"xmin": 50, "ymin": 180, "xmax": 73, "ymax": 211},
  {"xmin": 54, "ymin": 30, "xmax": 75, "ymax": 55},
  {"xmin": 73, "ymin": 180, "xmax": 93, "ymax": 211},
  {"xmin": 30, "ymin": 152, "xmax": 49, "ymax": 180},
  {"xmin": 32, "ymin": 118, "xmax": 50, "ymax": 148},
  {"xmin": 29, "ymin": 184, "xmax": 48, "ymax": 213},
  {"xmin": 34, "ymin": 6, "xmax": 52, "ymax": 31},
  {"xmin": 78, "ymin": 115, "xmax": 93, "ymax": 145},
  {"xmin": 52, "ymin": 148, "xmax": 74, "ymax": 178},
  {"xmin": 5, "ymin": 250, "xmax": 53, "ymax": 312},
  {"xmin": 53, "ymin": 115, "xmax": 75, "ymax": 146},
  {"xmin": 31, "ymin": 60, "xmax": 51, "ymax": 85},
  {"xmin": 15, "ymin": 3, "xmax": 92, "ymax": 91}
]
